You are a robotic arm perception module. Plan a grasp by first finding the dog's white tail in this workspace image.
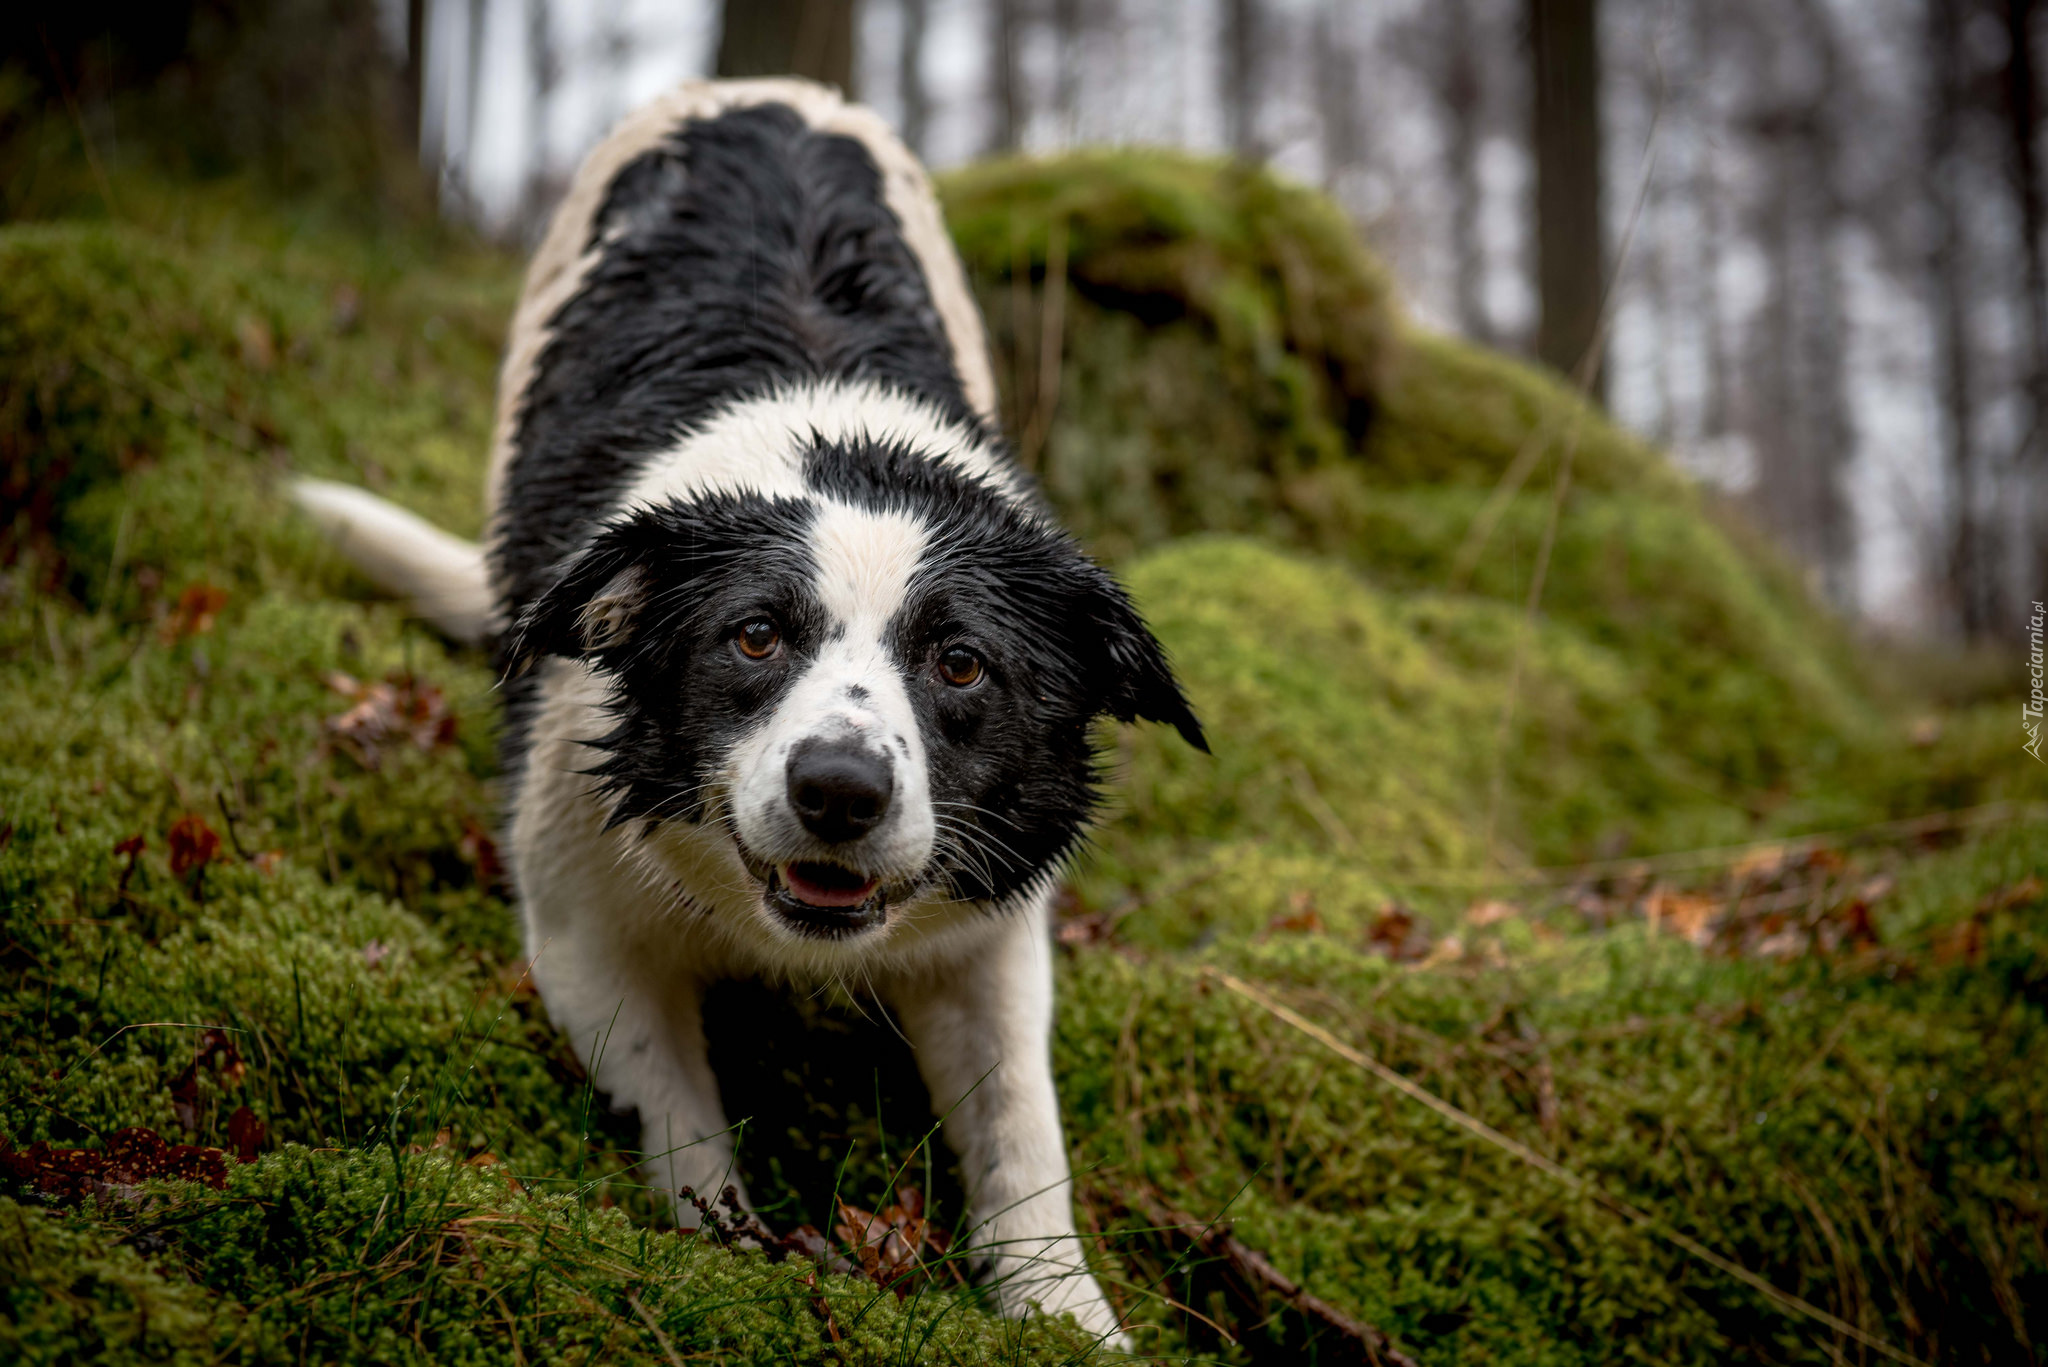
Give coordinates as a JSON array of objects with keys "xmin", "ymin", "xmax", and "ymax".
[{"xmin": 292, "ymin": 479, "xmax": 497, "ymax": 647}]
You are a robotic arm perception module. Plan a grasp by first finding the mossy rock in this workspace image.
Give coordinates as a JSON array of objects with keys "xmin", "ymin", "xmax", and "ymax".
[
  {"xmin": 946, "ymin": 152, "xmax": 1909, "ymax": 870},
  {"xmin": 942, "ymin": 151, "xmax": 1675, "ymax": 564}
]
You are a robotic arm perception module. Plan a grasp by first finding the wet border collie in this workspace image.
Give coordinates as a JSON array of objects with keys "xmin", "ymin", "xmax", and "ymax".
[{"xmin": 296, "ymin": 78, "xmax": 1204, "ymax": 1341}]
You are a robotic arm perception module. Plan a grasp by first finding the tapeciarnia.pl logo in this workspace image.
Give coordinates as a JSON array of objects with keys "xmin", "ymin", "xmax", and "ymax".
[{"xmin": 2028, "ymin": 600, "xmax": 2046, "ymax": 763}]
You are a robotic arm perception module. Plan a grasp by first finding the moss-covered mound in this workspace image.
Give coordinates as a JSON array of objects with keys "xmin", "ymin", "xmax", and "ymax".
[
  {"xmin": 2, "ymin": 158, "xmax": 2044, "ymax": 1366},
  {"xmin": 946, "ymin": 153, "xmax": 2036, "ymax": 872}
]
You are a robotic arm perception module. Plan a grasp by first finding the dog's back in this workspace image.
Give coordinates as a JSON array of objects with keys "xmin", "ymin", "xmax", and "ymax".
[
  {"xmin": 488, "ymin": 80, "xmax": 1002, "ymax": 627},
  {"xmin": 299, "ymin": 78, "xmax": 1000, "ymax": 649}
]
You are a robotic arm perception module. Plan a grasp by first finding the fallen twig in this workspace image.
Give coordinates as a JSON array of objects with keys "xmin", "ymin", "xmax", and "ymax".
[
  {"xmin": 1097, "ymin": 1181, "xmax": 1420, "ymax": 1367},
  {"xmin": 1206, "ymin": 967, "xmax": 1930, "ymax": 1367}
]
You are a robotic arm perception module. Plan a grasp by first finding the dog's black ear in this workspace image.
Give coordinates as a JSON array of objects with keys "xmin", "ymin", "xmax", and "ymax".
[
  {"xmin": 501, "ymin": 520, "xmax": 655, "ymax": 675},
  {"xmin": 1077, "ymin": 565, "xmax": 1208, "ymax": 753}
]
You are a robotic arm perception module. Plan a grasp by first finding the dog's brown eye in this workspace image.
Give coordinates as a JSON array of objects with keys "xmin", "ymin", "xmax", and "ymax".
[
  {"xmin": 737, "ymin": 619, "xmax": 780, "ymax": 659},
  {"xmin": 937, "ymin": 646, "xmax": 983, "ymax": 687}
]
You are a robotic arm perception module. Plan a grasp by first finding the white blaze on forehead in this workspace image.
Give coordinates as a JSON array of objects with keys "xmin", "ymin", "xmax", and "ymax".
[
  {"xmin": 722, "ymin": 496, "xmax": 937, "ymax": 890},
  {"xmin": 809, "ymin": 500, "xmax": 926, "ymax": 631},
  {"xmin": 616, "ymin": 379, "xmax": 1030, "ymax": 518}
]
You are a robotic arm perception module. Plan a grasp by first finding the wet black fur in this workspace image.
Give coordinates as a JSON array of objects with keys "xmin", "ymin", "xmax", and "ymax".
[
  {"xmin": 494, "ymin": 102, "xmax": 977, "ymax": 624},
  {"xmin": 495, "ymin": 96, "xmax": 1204, "ymax": 907}
]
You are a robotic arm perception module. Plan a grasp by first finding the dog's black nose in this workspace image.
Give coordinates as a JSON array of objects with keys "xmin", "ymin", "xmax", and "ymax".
[{"xmin": 786, "ymin": 741, "xmax": 894, "ymax": 843}]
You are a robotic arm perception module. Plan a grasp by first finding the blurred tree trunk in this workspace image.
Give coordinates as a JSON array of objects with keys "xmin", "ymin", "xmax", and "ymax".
[
  {"xmin": 2005, "ymin": 0, "xmax": 2048, "ymax": 607},
  {"xmin": 715, "ymin": 0, "xmax": 855, "ymax": 94},
  {"xmin": 1314, "ymin": 2, "xmax": 1360, "ymax": 191},
  {"xmin": 1053, "ymin": 0, "xmax": 1082, "ymax": 136},
  {"xmin": 1441, "ymin": 0, "xmax": 1488, "ymax": 343},
  {"xmin": 1694, "ymin": 0, "xmax": 1732, "ymax": 445},
  {"xmin": 1929, "ymin": 0, "xmax": 1993, "ymax": 634},
  {"xmin": 899, "ymin": 0, "xmax": 930, "ymax": 155},
  {"xmin": 1529, "ymin": 0, "xmax": 1605, "ymax": 395},
  {"xmin": 1224, "ymin": 0, "xmax": 1262, "ymax": 161},
  {"xmin": 1751, "ymin": 0, "xmax": 1855, "ymax": 607},
  {"xmin": 465, "ymin": 0, "xmax": 488, "ymax": 198},
  {"xmin": 990, "ymin": 0, "xmax": 1024, "ymax": 151},
  {"xmin": 402, "ymin": 0, "xmax": 425, "ymax": 153},
  {"xmin": 521, "ymin": 0, "xmax": 560, "ymax": 235}
]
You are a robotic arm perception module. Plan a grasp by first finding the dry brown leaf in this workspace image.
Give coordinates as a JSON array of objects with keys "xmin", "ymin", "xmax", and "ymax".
[
  {"xmin": 168, "ymin": 1027, "xmax": 245, "ymax": 1133},
  {"xmin": 0, "ymin": 1128, "xmax": 229, "ymax": 1203},
  {"xmin": 1366, "ymin": 902, "xmax": 1434, "ymax": 963},
  {"xmin": 1267, "ymin": 890, "xmax": 1325, "ymax": 935},
  {"xmin": 226, "ymin": 1105, "xmax": 265, "ymax": 1163},
  {"xmin": 1417, "ymin": 933, "xmax": 1466, "ymax": 968},
  {"xmin": 236, "ymin": 316, "xmax": 276, "ymax": 371},
  {"xmin": 323, "ymin": 671, "xmax": 457, "ymax": 769},
  {"xmin": 1753, "ymin": 929, "xmax": 1806, "ymax": 958},
  {"xmin": 1980, "ymin": 876, "xmax": 2045, "ymax": 914},
  {"xmin": 1933, "ymin": 918, "xmax": 1988, "ymax": 966},
  {"xmin": 1055, "ymin": 913, "xmax": 1111, "ymax": 947},
  {"xmin": 167, "ymin": 814, "xmax": 220, "ymax": 878},
  {"xmin": 1817, "ymin": 898, "xmax": 1882, "ymax": 954},
  {"xmin": 160, "ymin": 583, "xmax": 229, "ymax": 642},
  {"xmin": 1464, "ymin": 898, "xmax": 1521, "ymax": 927},
  {"xmin": 1644, "ymin": 887, "xmax": 1718, "ymax": 946},
  {"xmin": 833, "ymin": 1188, "xmax": 948, "ymax": 1292},
  {"xmin": 458, "ymin": 819, "xmax": 503, "ymax": 887},
  {"xmin": 1731, "ymin": 844, "xmax": 1789, "ymax": 881}
]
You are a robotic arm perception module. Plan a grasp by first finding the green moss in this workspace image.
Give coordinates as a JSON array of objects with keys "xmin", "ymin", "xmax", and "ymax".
[
  {"xmin": 0, "ymin": 1198, "xmax": 227, "ymax": 1366},
  {"xmin": 942, "ymin": 151, "xmax": 1394, "ymax": 560},
  {"xmin": 1076, "ymin": 535, "xmax": 1884, "ymax": 944},
  {"xmin": 1, "ymin": 1150, "xmax": 1095, "ymax": 1367},
  {"xmin": 1053, "ymin": 821, "xmax": 2048, "ymax": 1364},
  {"xmin": 1, "ymin": 156, "xmax": 2044, "ymax": 1366}
]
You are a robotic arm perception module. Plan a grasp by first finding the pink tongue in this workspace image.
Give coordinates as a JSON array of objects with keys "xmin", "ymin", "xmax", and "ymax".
[{"xmin": 783, "ymin": 864, "xmax": 880, "ymax": 908}]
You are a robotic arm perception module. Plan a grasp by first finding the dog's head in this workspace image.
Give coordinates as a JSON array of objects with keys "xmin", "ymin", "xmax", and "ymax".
[{"xmin": 505, "ymin": 435, "xmax": 1204, "ymax": 944}]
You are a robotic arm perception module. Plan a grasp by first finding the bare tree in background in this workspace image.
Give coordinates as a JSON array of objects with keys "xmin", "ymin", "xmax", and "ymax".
[
  {"xmin": 1052, "ymin": 0, "xmax": 1082, "ymax": 137},
  {"xmin": 2004, "ymin": 0, "xmax": 2048, "ymax": 604},
  {"xmin": 990, "ymin": 0, "xmax": 1026, "ymax": 151},
  {"xmin": 1314, "ymin": 1, "xmax": 1361, "ymax": 193},
  {"xmin": 1224, "ymin": 0, "xmax": 1263, "ymax": 161},
  {"xmin": 521, "ymin": 0, "xmax": 561, "ymax": 232},
  {"xmin": 1530, "ymin": 0, "xmax": 1604, "ymax": 395},
  {"xmin": 1692, "ymin": 0, "xmax": 1734, "ymax": 450},
  {"xmin": 1746, "ymin": 0, "xmax": 1856, "ymax": 606},
  {"xmin": 899, "ymin": 0, "xmax": 931, "ymax": 156},
  {"xmin": 1929, "ymin": 0, "xmax": 1999, "ymax": 633},
  {"xmin": 716, "ymin": 0, "xmax": 855, "ymax": 93},
  {"xmin": 593, "ymin": 0, "xmax": 633, "ymax": 136},
  {"xmin": 1401, "ymin": 0, "xmax": 1493, "ymax": 343},
  {"xmin": 463, "ymin": 0, "xmax": 487, "ymax": 209},
  {"xmin": 402, "ymin": 0, "xmax": 426, "ymax": 153}
]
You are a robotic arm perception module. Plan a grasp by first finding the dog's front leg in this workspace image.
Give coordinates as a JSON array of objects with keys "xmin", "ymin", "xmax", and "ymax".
[
  {"xmin": 523, "ymin": 924, "xmax": 744, "ymax": 1223},
  {"xmin": 888, "ymin": 902, "xmax": 1124, "ymax": 1345}
]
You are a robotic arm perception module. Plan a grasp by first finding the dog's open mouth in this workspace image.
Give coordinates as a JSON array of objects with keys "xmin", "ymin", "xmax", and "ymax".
[
  {"xmin": 777, "ymin": 860, "xmax": 880, "ymax": 909},
  {"xmin": 759, "ymin": 860, "xmax": 888, "ymax": 939}
]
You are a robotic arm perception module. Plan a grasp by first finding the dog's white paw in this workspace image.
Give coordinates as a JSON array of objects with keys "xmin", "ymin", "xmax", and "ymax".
[{"xmin": 1006, "ymin": 1268, "xmax": 1129, "ymax": 1354}]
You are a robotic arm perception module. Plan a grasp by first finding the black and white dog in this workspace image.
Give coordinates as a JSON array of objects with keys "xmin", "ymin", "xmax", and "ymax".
[{"xmin": 297, "ymin": 79, "xmax": 1204, "ymax": 1340}]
